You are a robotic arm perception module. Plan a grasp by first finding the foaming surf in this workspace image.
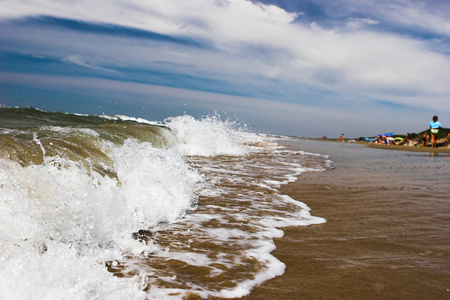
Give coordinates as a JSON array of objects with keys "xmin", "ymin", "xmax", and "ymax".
[{"xmin": 0, "ymin": 107, "xmax": 328, "ymax": 299}]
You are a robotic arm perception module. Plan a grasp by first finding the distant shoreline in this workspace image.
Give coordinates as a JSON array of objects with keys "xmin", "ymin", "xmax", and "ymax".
[
  {"xmin": 365, "ymin": 142, "xmax": 450, "ymax": 154},
  {"xmin": 306, "ymin": 138, "xmax": 450, "ymax": 154}
]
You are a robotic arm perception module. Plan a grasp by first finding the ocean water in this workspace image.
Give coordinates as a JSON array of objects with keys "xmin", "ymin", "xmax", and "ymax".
[
  {"xmin": 0, "ymin": 107, "xmax": 328, "ymax": 299},
  {"xmin": 240, "ymin": 139, "xmax": 450, "ymax": 300}
]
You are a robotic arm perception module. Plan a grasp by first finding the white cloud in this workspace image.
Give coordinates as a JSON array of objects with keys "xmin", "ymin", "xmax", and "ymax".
[
  {"xmin": 311, "ymin": 0, "xmax": 450, "ymax": 37},
  {"xmin": 63, "ymin": 55, "xmax": 119, "ymax": 73},
  {"xmin": 0, "ymin": 0, "xmax": 297, "ymax": 39},
  {"xmin": 371, "ymin": 0, "xmax": 450, "ymax": 36},
  {"xmin": 344, "ymin": 18, "xmax": 379, "ymax": 31}
]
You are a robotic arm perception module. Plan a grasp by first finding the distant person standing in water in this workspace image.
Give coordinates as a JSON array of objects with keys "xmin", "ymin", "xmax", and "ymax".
[
  {"xmin": 338, "ymin": 133, "xmax": 344, "ymax": 142},
  {"xmin": 429, "ymin": 115, "xmax": 442, "ymax": 148}
]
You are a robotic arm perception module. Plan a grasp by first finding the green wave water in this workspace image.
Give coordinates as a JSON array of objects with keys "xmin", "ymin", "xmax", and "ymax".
[{"xmin": 0, "ymin": 106, "xmax": 175, "ymax": 176}]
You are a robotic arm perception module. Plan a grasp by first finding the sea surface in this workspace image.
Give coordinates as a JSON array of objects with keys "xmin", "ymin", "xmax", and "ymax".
[
  {"xmin": 241, "ymin": 140, "xmax": 450, "ymax": 300},
  {"xmin": 0, "ymin": 107, "xmax": 330, "ymax": 300}
]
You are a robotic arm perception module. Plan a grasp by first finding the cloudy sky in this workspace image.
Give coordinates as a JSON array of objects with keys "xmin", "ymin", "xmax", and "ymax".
[{"xmin": 1, "ymin": 0, "xmax": 449, "ymax": 137}]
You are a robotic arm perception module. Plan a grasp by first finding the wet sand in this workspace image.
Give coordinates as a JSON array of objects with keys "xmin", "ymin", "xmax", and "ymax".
[{"xmin": 237, "ymin": 140, "xmax": 450, "ymax": 300}]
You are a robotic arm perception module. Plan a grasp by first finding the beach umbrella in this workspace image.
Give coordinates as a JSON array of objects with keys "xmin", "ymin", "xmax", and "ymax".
[
  {"xmin": 394, "ymin": 137, "xmax": 403, "ymax": 140},
  {"xmin": 385, "ymin": 132, "xmax": 394, "ymax": 136},
  {"xmin": 386, "ymin": 137, "xmax": 395, "ymax": 141}
]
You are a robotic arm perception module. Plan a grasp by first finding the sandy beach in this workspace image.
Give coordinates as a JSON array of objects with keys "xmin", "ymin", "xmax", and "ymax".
[
  {"xmin": 316, "ymin": 139, "xmax": 450, "ymax": 154},
  {"xmin": 235, "ymin": 140, "xmax": 450, "ymax": 300},
  {"xmin": 366, "ymin": 143, "xmax": 450, "ymax": 154}
]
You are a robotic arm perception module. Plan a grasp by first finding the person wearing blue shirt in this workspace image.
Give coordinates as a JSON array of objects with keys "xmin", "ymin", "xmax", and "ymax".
[{"xmin": 429, "ymin": 115, "xmax": 442, "ymax": 148}]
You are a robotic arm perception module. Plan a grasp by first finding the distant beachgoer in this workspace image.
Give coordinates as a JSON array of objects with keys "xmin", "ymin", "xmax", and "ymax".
[
  {"xmin": 445, "ymin": 133, "xmax": 450, "ymax": 147},
  {"xmin": 399, "ymin": 133, "xmax": 411, "ymax": 146},
  {"xmin": 429, "ymin": 115, "xmax": 442, "ymax": 148},
  {"xmin": 338, "ymin": 133, "xmax": 344, "ymax": 142},
  {"xmin": 422, "ymin": 132, "xmax": 429, "ymax": 147}
]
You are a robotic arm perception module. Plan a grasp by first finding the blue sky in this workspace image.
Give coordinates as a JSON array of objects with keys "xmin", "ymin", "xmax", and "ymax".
[{"xmin": 1, "ymin": 0, "xmax": 449, "ymax": 137}]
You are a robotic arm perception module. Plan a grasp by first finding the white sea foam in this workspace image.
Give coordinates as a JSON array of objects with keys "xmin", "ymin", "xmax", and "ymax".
[
  {"xmin": 0, "ymin": 137, "xmax": 203, "ymax": 300},
  {"xmin": 139, "ymin": 147, "xmax": 328, "ymax": 299},
  {"xmin": 165, "ymin": 114, "xmax": 252, "ymax": 156},
  {"xmin": 108, "ymin": 114, "xmax": 164, "ymax": 126}
]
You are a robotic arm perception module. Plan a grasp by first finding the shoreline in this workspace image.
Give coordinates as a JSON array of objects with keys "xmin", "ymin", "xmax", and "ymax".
[
  {"xmin": 313, "ymin": 139, "xmax": 450, "ymax": 154},
  {"xmin": 365, "ymin": 142, "xmax": 450, "ymax": 153}
]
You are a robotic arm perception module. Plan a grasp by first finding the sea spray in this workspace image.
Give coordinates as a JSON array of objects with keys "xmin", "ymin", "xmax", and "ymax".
[
  {"xmin": 165, "ymin": 114, "xmax": 250, "ymax": 156},
  {"xmin": 0, "ymin": 158, "xmax": 144, "ymax": 299},
  {"xmin": 0, "ymin": 137, "xmax": 204, "ymax": 299}
]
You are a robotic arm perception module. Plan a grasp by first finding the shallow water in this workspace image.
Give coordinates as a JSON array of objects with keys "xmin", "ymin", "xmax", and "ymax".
[
  {"xmin": 109, "ymin": 148, "xmax": 330, "ymax": 299},
  {"xmin": 239, "ymin": 139, "xmax": 450, "ymax": 300}
]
